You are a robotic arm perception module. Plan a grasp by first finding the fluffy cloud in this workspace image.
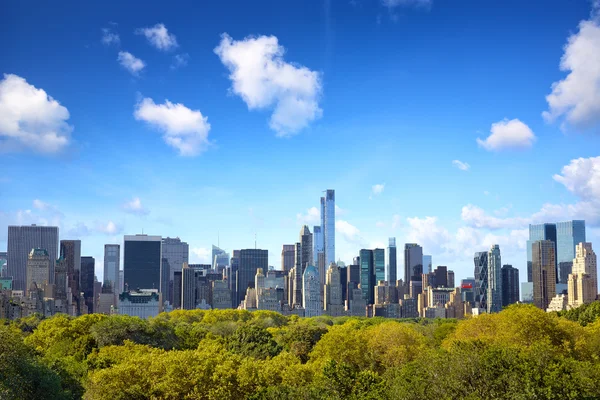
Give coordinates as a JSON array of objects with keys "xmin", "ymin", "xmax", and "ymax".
[
  {"xmin": 0, "ymin": 74, "xmax": 72, "ymax": 154},
  {"xmin": 406, "ymin": 216, "xmax": 452, "ymax": 256},
  {"xmin": 171, "ymin": 53, "xmax": 189, "ymax": 70},
  {"xmin": 117, "ymin": 51, "xmax": 146, "ymax": 75},
  {"xmin": 134, "ymin": 97, "xmax": 211, "ymax": 156},
  {"xmin": 214, "ymin": 34, "xmax": 322, "ymax": 136},
  {"xmin": 461, "ymin": 204, "xmax": 529, "ymax": 229},
  {"xmin": 336, "ymin": 220, "xmax": 362, "ymax": 244},
  {"xmin": 122, "ymin": 197, "xmax": 150, "ymax": 216},
  {"xmin": 191, "ymin": 247, "xmax": 211, "ymax": 264},
  {"xmin": 452, "ymin": 160, "xmax": 470, "ymax": 171},
  {"xmin": 372, "ymin": 183, "xmax": 385, "ymax": 195},
  {"xmin": 96, "ymin": 221, "xmax": 122, "ymax": 235},
  {"xmin": 101, "ymin": 26, "xmax": 120, "ymax": 46},
  {"xmin": 476, "ymin": 118, "xmax": 536, "ymax": 151},
  {"xmin": 542, "ymin": 15, "xmax": 600, "ymax": 130},
  {"xmin": 136, "ymin": 23, "xmax": 178, "ymax": 51},
  {"xmin": 297, "ymin": 206, "xmax": 320, "ymax": 226},
  {"xmin": 553, "ymin": 156, "xmax": 600, "ymax": 202}
]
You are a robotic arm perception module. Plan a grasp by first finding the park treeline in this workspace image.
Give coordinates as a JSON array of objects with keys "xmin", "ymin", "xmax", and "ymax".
[{"xmin": 2, "ymin": 302, "xmax": 600, "ymax": 400}]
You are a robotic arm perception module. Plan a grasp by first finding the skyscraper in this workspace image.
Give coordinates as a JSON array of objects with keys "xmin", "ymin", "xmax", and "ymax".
[
  {"xmin": 303, "ymin": 265, "xmax": 321, "ymax": 317},
  {"xmin": 292, "ymin": 243, "xmax": 303, "ymax": 307},
  {"xmin": 161, "ymin": 237, "xmax": 189, "ymax": 303},
  {"xmin": 0, "ymin": 252, "xmax": 7, "ymax": 277},
  {"xmin": 323, "ymin": 190, "xmax": 335, "ymax": 267},
  {"xmin": 212, "ymin": 245, "xmax": 230, "ymax": 270},
  {"xmin": 434, "ymin": 266, "xmax": 448, "ymax": 288},
  {"xmin": 527, "ymin": 223, "xmax": 557, "ymax": 283},
  {"xmin": 359, "ymin": 249, "xmax": 374, "ymax": 304},
  {"xmin": 374, "ymin": 248, "xmax": 385, "ymax": 286},
  {"xmin": 81, "ymin": 256, "xmax": 95, "ymax": 313},
  {"xmin": 447, "ymin": 270, "xmax": 455, "ymax": 288},
  {"xmin": 103, "ymin": 244, "xmax": 120, "ymax": 293},
  {"xmin": 60, "ymin": 240, "xmax": 81, "ymax": 312},
  {"xmin": 124, "ymin": 235, "xmax": 162, "ymax": 292},
  {"xmin": 487, "ymin": 245, "xmax": 502, "ymax": 313},
  {"xmin": 181, "ymin": 263, "xmax": 196, "ymax": 310},
  {"xmin": 423, "ymin": 255, "xmax": 432, "ymax": 274},
  {"xmin": 7, "ymin": 225, "xmax": 59, "ymax": 291},
  {"xmin": 404, "ymin": 244, "xmax": 423, "ymax": 290},
  {"xmin": 556, "ymin": 220, "xmax": 586, "ymax": 284},
  {"xmin": 26, "ymin": 248, "xmax": 50, "ymax": 294},
  {"xmin": 501, "ymin": 264, "xmax": 520, "ymax": 307},
  {"xmin": 313, "ymin": 225, "xmax": 324, "ymax": 269},
  {"xmin": 324, "ymin": 263, "xmax": 344, "ymax": 316},
  {"xmin": 385, "ymin": 238, "xmax": 397, "ymax": 284},
  {"xmin": 281, "ymin": 244, "xmax": 295, "ymax": 272},
  {"xmin": 532, "ymin": 240, "xmax": 556, "ymax": 310},
  {"xmin": 474, "ymin": 251, "xmax": 488, "ymax": 310},
  {"xmin": 235, "ymin": 249, "xmax": 268, "ymax": 308},
  {"xmin": 300, "ymin": 225, "xmax": 313, "ymax": 272},
  {"xmin": 568, "ymin": 243, "xmax": 597, "ymax": 308}
]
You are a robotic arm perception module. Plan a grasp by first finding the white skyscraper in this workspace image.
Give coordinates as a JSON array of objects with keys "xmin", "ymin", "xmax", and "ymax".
[
  {"xmin": 487, "ymin": 244, "xmax": 502, "ymax": 313},
  {"xmin": 568, "ymin": 243, "xmax": 597, "ymax": 308}
]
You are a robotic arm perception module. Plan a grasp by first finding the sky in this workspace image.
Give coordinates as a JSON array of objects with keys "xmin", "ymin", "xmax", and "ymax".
[{"xmin": 1, "ymin": 0, "xmax": 599, "ymax": 285}]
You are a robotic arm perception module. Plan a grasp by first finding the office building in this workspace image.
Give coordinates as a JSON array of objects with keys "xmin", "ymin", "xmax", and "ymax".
[
  {"xmin": 487, "ymin": 245, "xmax": 502, "ymax": 313},
  {"xmin": 474, "ymin": 252, "xmax": 488, "ymax": 310},
  {"xmin": 568, "ymin": 243, "xmax": 597, "ymax": 308},
  {"xmin": 212, "ymin": 245, "xmax": 229, "ymax": 269},
  {"xmin": 447, "ymin": 270, "xmax": 455, "ymax": 288},
  {"xmin": 281, "ymin": 244, "xmax": 295, "ymax": 272},
  {"xmin": 386, "ymin": 238, "xmax": 397, "ymax": 284},
  {"xmin": 501, "ymin": 265, "xmax": 519, "ymax": 307},
  {"xmin": 375, "ymin": 281, "xmax": 399, "ymax": 305},
  {"xmin": 7, "ymin": 225, "xmax": 59, "ymax": 291},
  {"xmin": 161, "ymin": 237, "xmax": 189, "ymax": 303},
  {"xmin": 460, "ymin": 278, "xmax": 476, "ymax": 305},
  {"xmin": 59, "ymin": 240, "xmax": 81, "ymax": 313},
  {"xmin": 374, "ymin": 248, "xmax": 385, "ymax": 288},
  {"xmin": 81, "ymin": 256, "xmax": 95, "ymax": 314},
  {"xmin": 322, "ymin": 189, "xmax": 335, "ymax": 267},
  {"xmin": 103, "ymin": 244, "xmax": 120, "ymax": 293},
  {"xmin": 404, "ymin": 244, "xmax": 423, "ymax": 290},
  {"xmin": 181, "ymin": 263, "xmax": 196, "ymax": 310},
  {"xmin": 300, "ymin": 225, "xmax": 313, "ymax": 272},
  {"xmin": 118, "ymin": 290, "xmax": 160, "ymax": 318},
  {"xmin": 359, "ymin": 249, "xmax": 374, "ymax": 304},
  {"xmin": 124, "ymin": 235, "xmax": 162, "ymax": 292},
  {"xmin": 0, "ymin": 252, "xmax": 7, "ymax": 277},
  {"xmin": 433, "ymin": 266, "xmax": 448, "ymax": 288},
  {"xmin": 347, "ymin": 282, "xmax": 366, "ymax": 316},
  {"xmin": 521, "ymin": 282, "xmax": 534, "ymax": 303},
  {"xmin": 423, "ymin": 255, "xmax": 432, "ymax": 275},
  {"xmin": 235, "ymin": 249, "xmax": 268, "ymax": 308},
  {"xmin": 313, "ymin": 225, "xmax": 325, "ymax": 278},
  {"xmin": 26, "ymin": 249, "xmax": 50, "ymax": 295},
  {"xmin": 212, "ymin": 280, "xmax": 232, "ymax": 309},
  {"xmin": 118, "ymin": 270, "xmax": 124, "ymax": 294},
  {"xmin": 532, "ymin": 240, "xmax": 557, "ymax": 310},
  {"xmin": 527, "ymin": 223, "xmax": 557, "ymax": 283},
  {"xmin": 324, "ymin": 263, "xmax": 344, "ymax": 316},
  {"xmin": 303, "ymin": 265, "xmax": 321, "ymax": 317},
  {"xmin": 556, "ymin": 220, "xmax": 586, "ymax": 284}
]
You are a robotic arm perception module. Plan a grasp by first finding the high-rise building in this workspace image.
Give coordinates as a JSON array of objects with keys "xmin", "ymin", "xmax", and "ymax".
[
  {"xmin": 0, "ymin": 252, "xmax": 7, "ymax": 277},
  {"xmin": 303, "ymin": 265, "xmax": 321, "ymax": 317},
  {"xmin": 359, "ymin": 249, "xmax": 374, "ymax": 304},
  {"xmin": 532, "ymin": 240, "xmax": 557, "ymax": 310},
  {"xmin": 324, "ymin": 263, "xmax": 344, "ymax": 316},
  {"xmin": 568, "ymin": 243, "xmax": 597, "ymax": 308},
  {"xmin": 300, "ymin": 225, "xmax": 313, "ymax": 272},
  {"xmin": 54, "ymin": 256, "xmax": 68, "ymax": 303},
  {"xmin": 447, "ymin": 270, "xmax": 455, "ymax": 288},
  {"xmin": 291, "ymin": 243, "xmax": 303, "ymax": 307},
  {"xmin": 118, "ymin": 270, "xmax": 124, "ymax": 294},
  {"xmin": 181, "ymin": 263, "xmax": 196, "ymax": 310},
  {"xmin": 404, "ymin": 244, "xmax": 423, "ymax": 290},
  {"xmin": 60, "ymin": 240, "xmax": 81, "ymax": 313},
  {"xmin": 385, "ymin": 238, "xmax": 397, "ymax": 284},
  {"xmin": 26, "ymin": 249, "xmax": 50, "ymax": 295},
  {"xmin": 323, "ymin": 190, "xmax": 335, "ymax": 267},
  {"xmin": 103, "ymin": 244, "xmax": 120, "ymax": 294},
  {"xmin": 474, "ymin": 252, "xmax": 488, "ymax": 310},
  {"xmin": 487, "ymin": 245, "xmax": 502, "ymax": 313},
  {"xmin": 374, "ymin": 248, "xmax": 385, "ymax": 289},
  {"xmin": 556, "ymin": 221, "xmax": 586, "ymax": 284},
  {"xmin": 81, "ymin": 256, "xmax": 95, "ymax": 314},
  {"xmin": 212, "ymin": 280, "xmax": 232, "ymax": 309},
  {"xmin": 7, "ymin": 225, "xmax": 59, "ymax": 291},
  {"xmin": 235, "ymin": 249, "xmax": 268, "ymax": 308},
  {"xmin": 313, "ymin": 226, "xmax": 325, "ymax": 274},
  {"xmin": 281, "ymin": 244, "xmax": 295, "ymax": 272},
  {"xmin": 433, "ymin": 266, "xmax": 448, "ymax": 288},
  {"xmin": 423, "ymin": 255, "xmax": 432, "ymax": 274},
  {"xmin": 161, "ymin": 237, "xmax": 189, "ymax": 303},
  {"xmin": 212, "ymin": 245, "xmax": 230, "ymax": 270},
  {"xmin": 527, "ymin": 223, "xmax": 557, "ymax": 283},
  {"xmin": 124, "ymin": 235, "xmax": 162, "ymax": 292},
  {"xmin": 501, "ymin": 265, "xmax": 520, "ymax": 307}
]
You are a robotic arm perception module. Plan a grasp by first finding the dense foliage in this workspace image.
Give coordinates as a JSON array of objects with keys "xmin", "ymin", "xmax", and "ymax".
[{"xmin": 2, "ymin": 303, "xmax": 600, "ymax": 399}]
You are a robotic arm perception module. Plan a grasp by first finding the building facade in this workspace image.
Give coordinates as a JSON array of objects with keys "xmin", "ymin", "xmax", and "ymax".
[
  {"xmin": 303, "ymin": 265, "xmax": 321, "ymax": 317},
  {"xmin": 359, "ymin": 249, "xmax": 374, "ymax": 304},
  {"xmin": 501, "ymin": 264, "xmax": 520, "ymax": 307},
  {"xmin": 532, "ymin": 240, "xmax": 557, "ymax": 310},
  {"xmin": 528, "ymin": 223, "xmax": 557, "ymax": 284},
  {"xmin": 26, "ymin": 249, "xmax": 50, "ymax": 295},
  {"xmin": 81, "ymin": 256, "xmax": 95, "ymax": 314},
  {"xmin": 235, "ymin": 249, "xmax": 268, "ymax": 308},
  {"xmin": 487, "ymin": 245, "xmax": 502, "ymax": 313},
  {"xmin": 404, "ymin": 244, "xmax": 423, "ymax": 292},
  {"xmin": 385, "ymin": 238, "xmax": 397, "ymax": 284},
  {"xmin": 281, "ymin": 244, "xmax": 295, "ymax": 272},
  {"xmin": 556, "ymin": 220, "xmax": 586, "ymax": 284},
  {"xmin": 568, "ymin": 242, "xmax": 597, "ymax": 308},
  {"xmin": 161, "ymin": 237, "xmax": 189, "ymax": 303},
  {"xmin": 104, "ymin": 244, "xmax": 120, "ymax": 293},
  {"xmin": 324, "ymin": 263, "xmax": 344, "ymax": 316},
  {"xmin": 423, "ymin": 255, "xmax": 432, "ymax": 275},
  {"xmin": 118, "ymin": 290, "xmax": 160, "ymax": 318},
  {"xmin": 124, "ymin": 235, "xmax": 162, "ymax": 292},
  {"xmin": 474, "ymin": 251, "xmax": 488, "ymax": 310}
]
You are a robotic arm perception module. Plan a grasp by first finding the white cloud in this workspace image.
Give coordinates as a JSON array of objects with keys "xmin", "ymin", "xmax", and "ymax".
[
  {"xmin": 542, "ymin": 16, "xmax": 600, "ymax": 130},
  {"xmin": 101, "ymin": 27, "xmax": 120, "ymax": 46},
  {"xmin": 372, "ymin": 183, "xmax": 385, "ymax": 195},
  {"xmin": 297, "ymin": 206, "xmax": 320, "ymax": 226},
  {"xmin": 0, "ymin": 74, "xmax": 72, "ymax": 154},
  {"xmin": 122, "ymin": 197, "xmax": 150, "ymax": 216},
  {"xmin": 214, "ymin": 33, "xmax": 322, "ymax": 136},
  {"xmin": 117, "ymin": 51, "xmax": 146, "ymax": 75},
  {"xmin": 553, "ymin": 156, "xmax": 600, "ymax": 202},
  {"xmin": 452, "ymin": 160, "xmax": 470, "ymax": 171},
  {"xmin": 171, "ymin": 53, "xmax": 189, "ymax": 70},
  {"xmin": 191, "ymin": 247, "xmax": 211, "ymax": 264},
  {"xmin": 376, "ymin": 221, "xmax": 386, "ymax": 228},
  {"xmin": 33, "ymin": 199, "xmax": 50, "ymax": 211},
  {"xmin": 96, "ymin": 221, "xmax": 123, "ymax": 235},
  {"xmin": 406, "ymin": 216, "xmax": 452, "ymax": 256},
  {"xmin": 476, "ymin": 118, "xmax": 536, "ymax": 151},
  {"xmin": 392, "ymin": 214, "xmax": 402, "ymax": 229},
  {"xmin": 134, "ymin": 97, "xmax": 211, "ymax": 156},
  {"xmin": 136, "ymin": 23, "xmax": 178, "ymax": 51},
  {"xmin": 336, "ymin": 220, "xmax": 362, "ymax": 244},
  {"xmin": 461, "ymin": 204, "xmax": 529, "ymax": 229}
]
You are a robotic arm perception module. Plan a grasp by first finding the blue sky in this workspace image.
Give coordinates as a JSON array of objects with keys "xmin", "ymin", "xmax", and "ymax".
[{"xmin": 1, "ymin": 0, "xmax": 599, "ymax": 284}]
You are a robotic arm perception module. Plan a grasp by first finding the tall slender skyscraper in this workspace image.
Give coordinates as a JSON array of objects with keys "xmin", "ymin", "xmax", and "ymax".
[
  {"xmin": 527, "ymin": 223, "xmax": 557, "ymax": 283},
  {"xmin": 568, "ymin": 243, "xmax": 597, "ymax": 308},
  {"xmin": 474, "ymin": 251, "xmax": 488, "ymax": 310},
  {"xmin": 300, "ymin": 225, "xmax": 313, "ymax": 272},
  {"xmin": 103, "ymin": 244, "xmax": 120, "ymax": 292},
  {"xmin": 81, "ymin": 256, "xmax": 95, "ymax": 313},
  {"xmin": 181, "ymin": 263, "xmax": 196, "ymax": 310},
  {"xmin": 359, "ymin": 249, "xmax": 374, "ymax": 304},
  {"xmin": 556, "ymin": 220, "xmax": 586, "ymax": 284},
  {"xmin": 323, "ymin": 190, "xmax": 335, "ymax": 267},
  {"xmin": 7, "ymin": 225, "xmax": 59, "ymax": 291},
  {"xmin": 404, "ymin": 244, "xmax": 423, "ymax": 290},
  {"xmin": 374, "ymin": 248, "xmax": 385, "ymax": 285},
  {"xmin": 385, "ymin": 238, "xmax": 397, "ymax": 284},
  {"xmin": 532, "ymin": 240, "xmax": 556, "ymax": 310},
  {"xmin": 161, "ymin": 237, "xmax": 189, "ymax": 302},
  {"xmin": 292, "ymin": 243, "xmax": 303, "ymax": 307},
  {"xmin": 235, "ymin": 249, "xmax": 268, "ymax": 308},
  {"xmin": 124, "ymin": 235, "xmax": 162, "ymax": 292},
  {"xmin": 487, "ymin": 245, "xmax": 502, "ymax": 313},
  {"xmin": 501, "ymin": 264, "xmax": 519, "ymax": 307}
]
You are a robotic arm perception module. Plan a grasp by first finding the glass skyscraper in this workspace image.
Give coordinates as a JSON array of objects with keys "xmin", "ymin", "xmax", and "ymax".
[
  {"xmin": 556, "ymin": 220, "xmax": 586, "ymax": 283},
  {"xmin": 404, "ymin": 243, "xmax": 423, "ymax": 288},
  {"xmin": 323, "ymin": 190, "xmax": 335, "ymax": 267},
  {"xmin": 487, "ymin": 244, "xmax": 502, "ymax": 313},
  {"xmin": 359, "ymin": 249, "xmax": 374, "ymax": 304},
  {"xmin": 385, "ymin": 238, "xmax": 397, "ymax": 284},
  {"xmin": 374, "ymin": 248, "xmax": 385, "ymax": 285},
  {"xmin": 527, "ymin": 223, "xmax": 557, "ymax": 283},
  {"xmin": 235, "ymin": 249, "xmax": 268, "ymax": 307},
  {"xmin": 474, "ymin": 251, "xmax": 488, "ymax": 310},
  {"xmin": 124, "ymin": 235, "xmax": 162, "ymax": 292},
  {"xmin": 103, "ymin": 244, "xmax": 120, "ymax": 292}
]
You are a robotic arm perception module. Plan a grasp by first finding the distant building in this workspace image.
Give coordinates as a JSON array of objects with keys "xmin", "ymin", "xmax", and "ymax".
[
  {"xmin": 487, "ymin": 245, "xmax": 502, "ymax": 313},
  {"xmin": 324, "ymin": 263, "xmax": 344, "ymax": 316},
  {"xmin": 447, "ymin": 270, "xmax": 455, "ymax": 288},
  {"xmin": 124, "ymin": 235, "xmax": 162, "ymax": 292},
  {"xmin": 556, "ymin": 221, "xmax": 586, "ymax": 284},
  {"xmin": 303, "ymin": 265, "xmax": 321, "ymax": 317},
  {"xmin": 359, "ymin": 249, "xmax": 374, "ymax": 304},
  {"xmin": 300, "ymin": 226, "xmax": 313, "ymax": 272},
  {"xmin": 181, "ymin": 263, "xmax": 196, "ymax": 310},
  {"xmin": 313, "ymin": 226, "xmax": 325, "ymax": 286},
  {"xmin": 0, "ymin": 252, "xmax": 7, "ymax": 277},
  {"xmin": 532, "ymin": 240, "xmax": 557, "ymax": 310},
  {"xmin": 162, "ymin": 237, "xmax": 189, "ymax": 304},
  {"xmin": 212, "ymin": 280, "xmax": 232, "ymax": 309},
  {"xmin": 281, "ymin": 244, "xmax": 295, "ymax": 272},
  {"xmin": 235, "ymin": 249, "xmax": 268, "ymax": 308},
  {"xmin": 118, "ymin": 290, "xmax": 160, "ymax": 318},
  {"xmin": 81, "ymin": 256, "xmax": 95, "ymax": 314},
  {"xmin": 290, "ymin": 243, "xmax": 303, "ymax": 308},
  {"xmin": 346, "ymin": 282, "xmax": 366, "ymax": 317},
  {"xmin": 546, "ymin": 293, "xmax": 568, "ymax": 312},
  {"xmin": 404, "ymin": 244, "xmax": 423, "ymax": 292},
  {"xmin": 521, "ymin": 282, "xmax": 534, "ymax": 303},
  {"xmin": 374, "ymin": 248, "xmax": 385, "ymax": 290},
  {"xmin": 26, "ymin": 249, "xmax": 50, "ymax": 295},
  {"xmin": 423, "ymin": 255, "xmax": 432, "ymax": 275},
  {"xmin": 474, "ymin": 252, "xmax": 488, "ymax": 310},
  {"xmin": 501, "ymin": 265, "xmax": 520, "ymax": 307},
  {"xmin": 527, "ymin": 223, "xmax": 557, "ymax": 284},
  {"xmin": 375, "ymin": 281, "xmax": 399, "ymax": 305},
  {"xmin": 568, "ymin": 242, "xmax": 597, "ymax": 308},
  {"xmin": 433, "ymin": 266, "xmax": 448, "ymax": 288},
  {"xmin": 104, "ymin": 244, "xmax": 120, "ymax": 292},
  {"xmin": 385, "ymin": 238, "xmax": 397, "ymax": 284},
  {"xmin": 322, "ymin": 190, "xmax": 336, "ymax": 267},
  {"xmin": 212, "ymin": 245, "xmax": 229, "ymax": 269},
  {"xmin": 8, "ymin": 225, "xmax": 59, "ymax": 291}
]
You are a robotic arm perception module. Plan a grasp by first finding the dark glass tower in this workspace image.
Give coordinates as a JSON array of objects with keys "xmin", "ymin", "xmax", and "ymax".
[
  {"xmin": 123, "ymin": 235, "xmax": 162, "ymax": 292},
  {"xmin": 80, "ymin": 256, "xmax": 95, "ymax": 314},
  {"xmin": 474, "ymin": 251, "xmax": 488, "ymax": 310},
  {"xmin": 501, "ymin": 264, "xmax": 520, "ymax": 307},
  {"xmin": 235, "ymin": 249, "xmax": 268, "ymax": 307},
  {"xmin": 359, "ymin": 249, "xmax": 374, "ymax": 304}
]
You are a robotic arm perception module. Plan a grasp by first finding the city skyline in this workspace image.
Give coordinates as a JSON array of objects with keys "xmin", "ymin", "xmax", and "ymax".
[{"xmin": 1, "ymin": 0, "xmax": 599, "ymax": 286}]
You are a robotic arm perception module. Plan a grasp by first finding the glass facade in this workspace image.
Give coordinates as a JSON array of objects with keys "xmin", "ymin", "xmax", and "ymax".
[
  {"xmin": 359, "ymin": 249, "xmax": 373, "ymax": 304},
  {"xmin": 423, "ymin": 255, "xmax": 432, "ymax": 274},
  {"xmin": 103, "ymin": 244, "xmax": 120, "ymax": 292},
  {"xmin": 404, "ymin": 243, "xmax": 423, "ymax": 287},
  {"xmin": 487, "ymin": 245, "xmax": 502, "ymax": 313},
  {"xmin": 235, "ymin": 249, "xmax": 268, "ymax": 307},
  {"xmin": 527, "ymin": 223, "xmax": 557, "ymax": 283},
  {"xmin": 124, "ymin": 235, "xmax": 162, "ymax": 292},
  {"xmin": 474, "ymin": 251, "xmax": 488, "ymax": 309},
  {"xmin": 385, "ymin": 238, "xmax": 397, "ymax": 283},
  {"xmin": 556, "ymin": 220, "xmax": 586, "ymax": 283},
  {"xmin": 501, "ymin": 264, "xmax": 519, "ymax": 307},
  {"xmin": 323, "ymin": 190, "xmax": 336, "ymax": 267},
  {"xmin": 81, "ymin": 256, "xmax": 95, "ymax": 314},
  {"xmin": 374, "ymin": 248, "xmax": 385, "ymax": 285}
]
